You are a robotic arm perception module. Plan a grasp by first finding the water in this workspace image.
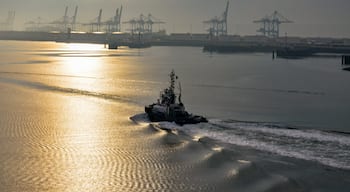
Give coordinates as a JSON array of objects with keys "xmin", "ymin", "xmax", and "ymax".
[{"xmin": 0, "ymin": 40, "xmax": 349, "ymax": 191}]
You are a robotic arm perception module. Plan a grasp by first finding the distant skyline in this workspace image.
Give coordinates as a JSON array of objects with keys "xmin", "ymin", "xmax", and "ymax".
[{"xmin": 1, "ymin": 0, "xmax": 350, "ymax": 38}]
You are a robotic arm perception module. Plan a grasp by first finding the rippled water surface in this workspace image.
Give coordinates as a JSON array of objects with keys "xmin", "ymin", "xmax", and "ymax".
[{"xmin": 0, "ymin": 41, "xmax": 349, "ymax": 191}]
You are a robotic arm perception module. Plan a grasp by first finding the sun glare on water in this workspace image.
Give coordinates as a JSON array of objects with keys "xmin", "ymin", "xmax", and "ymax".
[
  {"xmin": 56, "ymin": 43, "xmax": 107, "ymax": 77},
  {"xmin": 50, "ymin": 43, "xmax": 110, "ymax": 92},
  {"xmin": 60, "ymin": 43, "xmax": 105, "ymax": 51}
]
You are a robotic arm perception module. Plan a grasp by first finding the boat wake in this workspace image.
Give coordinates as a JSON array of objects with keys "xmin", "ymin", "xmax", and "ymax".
[
  {"xmin": 130, "ymin": 113, "xmax": 350, "ymax": 170},
  {"xmin": 0, "ymin": 76, "xmax": 133, "ymax": 104},
  {"xmin": 193, "ymin": 83, "xmax": 325, "ymax": 96}
]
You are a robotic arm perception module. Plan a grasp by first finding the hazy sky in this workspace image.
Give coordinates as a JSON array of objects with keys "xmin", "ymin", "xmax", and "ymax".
[{"xmin": 1, "ymin": 0, "xmax": 350, "ymax": 37}]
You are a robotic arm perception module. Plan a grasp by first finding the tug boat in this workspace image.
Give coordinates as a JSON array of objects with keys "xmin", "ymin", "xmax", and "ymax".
[{"xmin": 145, "ymin": 70, "xmax": 208, "ymax": 125}]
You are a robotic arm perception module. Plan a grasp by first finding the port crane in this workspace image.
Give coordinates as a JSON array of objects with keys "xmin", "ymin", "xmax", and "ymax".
[
  {"xmin": 50, "ymin": 6, "xmax": 69, "ymax": 32},
  {"xmin": 104, "ymin": 5, "xmax": 123, "ymax": 32},
  {"xmin": 254, "ymin": 11, "xmax": 293, "ymax": 38},
  {"xmin": 124, "ymin": 13, "xmax": 164, "ymax": 35},
  {"xmin": 203, "ymin": 1, "xmax": 229, "ymax": 37},
  {"xmin": 24, "ymin": 4, "xmax": 122, "ymax": 33},
  {"xmin": 0, "ymin": 10, "xmax": 16, "ymax": 31},
  {"xmin": 83, "ymin": 6, "xmax": 123, "ymax": 33},
  {"xmin": 41, "ymin": 6, "xmax": 79, "ymax": 32},
  {"xmin": 71, "ymin": 6, "xmax": 78, "ymax": 31},
  {"xmin": 83, "ymin": 9, "xmax": 103, "ymax": 32}
]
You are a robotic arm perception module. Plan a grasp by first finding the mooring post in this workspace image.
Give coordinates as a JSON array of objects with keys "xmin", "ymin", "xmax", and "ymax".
[
  {"xmin": 342, "ymin": 55, "xmax": 350, "ymax": 65},
  {"xmin": 272, "ymin": 51, "xmax": 275, "ymax": 60}
]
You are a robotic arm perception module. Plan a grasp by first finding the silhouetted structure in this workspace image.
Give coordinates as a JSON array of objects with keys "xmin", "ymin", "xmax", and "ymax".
[
  {"xmin": 26, "ymin": 6, "xmax": 78, "ymax": 32},
  {"xmin": 83, "ymin": 6, "xmax": 123, "ymax": 33},
  {"xmin": 203, "ymin": 1, "xmax": 229, "ymax": 37},
  {"xmin": 124, "ymin": 14, "xmax": 164, "ymax": 35},
  {"xmin": 342, "ymin": 55, "xmax": 350, "ymax": 65},
  {"xmin": 71, "ymin": 6, "xmax": 79, "ymax": 31},
  {"xmin": 50, "ymin": 6, "xmax": 71, "ymax": 32},
  {"xmin": 342, "ymin": 55, "xmax": 350, "ymax": 71},
  {"xmin": 0, "ymin": 10, "xmax": 16, "ymax": 31},
  {"xmin": 104, "ymin": 6, "xmax": 123, "ymax": 32},
  {"xmin": 83, "ymin": 9, "xmax": 103, "ymax": 32},
  {"xmin": 254, "ymin": 11, "xmax": 293, "ymax": 38}
]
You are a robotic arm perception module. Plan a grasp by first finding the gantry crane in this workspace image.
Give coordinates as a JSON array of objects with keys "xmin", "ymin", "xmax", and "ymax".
[
  {"xmin": 83, "ymin": 9, "xmax": 103, "ymax": 32},
  {"xmin": 105, "ymin": 5, "xmax": 123, "ymax": 32},
  {"xmin": 0, "ymin": 10, "xmax": 16, "ymax": 31},
  {"xmin": 71, "ymin": 6, "xmax": 78, "ymax": 31},
  {"xmin": 203, "ymin": 1, "xmax": 229, "ymax": 37},
  {"xmin": 83, "ymin": 6, "xmax": 123, "ymax": 33},
  {"xmin": 124, "ymin": 13, "xmax": 164, "ymax": 35},
  {"xmin": 254, "ymin": 11, "xmax": 293, "ymax": 38},
  {"xmin": 50, "ymin": 6, "xmax": 69, "ymax": 31},
  {"xmin": 47, "ymin": 6, "xmax": 79, "ymax": 32}
]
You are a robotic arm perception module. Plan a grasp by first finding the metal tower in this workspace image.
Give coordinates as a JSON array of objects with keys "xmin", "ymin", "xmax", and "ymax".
[
  {"xmin": 50, "ymin": 6, "xmax": 73, "ymax": 32},
  {"xmin": 24, "ymin": 17, "xmax": 43, "ymax": 31},
  {"xmin": 1, "ymin": 10, "xmax": 16, "ymax": 31},
  {"xmin": 97, "ymin": 9, "xmax": 103, "ymax": 31},
  {"xmin": 116, "ymin": 5, "xmax": 123, "ymax": 31},
  {"xmin": 203, "ymin": 1, "xmax": 229, "ymax": 37},
  {"xmin": 105, "ymin": 5, "xmax": 123, "ymax": 32},
  {"xmin": 124, "ymin": 13, "xmax": 164, "ymax": 35},
  {"xmin": 254, "ymin": 11, "xmax": 293, "ymax": 38},
  {"xmin": 71, "ymin": 6, "xmax": 78, "ymax": 31},
  {"xmin": 84, "ymin": 9, "xmax": 103, "ymax": 32},
  {"xmin": 26, "ymin": 6, "xmax": 78, "ymax": 32},
  {"xmin": 63, "ymin": 6, "xmax": 69, "ymax": 30}
]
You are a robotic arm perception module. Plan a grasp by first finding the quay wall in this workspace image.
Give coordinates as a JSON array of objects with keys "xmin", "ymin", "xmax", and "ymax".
[{"xmin": 1, "ymin": 31, "xmax": 350, "ymax": 54}]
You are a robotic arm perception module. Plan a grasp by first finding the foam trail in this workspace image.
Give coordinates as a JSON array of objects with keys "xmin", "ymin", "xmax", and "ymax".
[
  {"xmin": 193, "ymin": 83, "xmax": 325, "ymax": 96},
  {"xmin": 0, "ymin": 71, "xmax": 100, "ymax": 79},
  {"xmin": 0, "ymin": 76, "xmax": 133, "ymax": 104},
  {"xmin": 154, "ymin": 119, "xmax": 350, "ymax": 170}
]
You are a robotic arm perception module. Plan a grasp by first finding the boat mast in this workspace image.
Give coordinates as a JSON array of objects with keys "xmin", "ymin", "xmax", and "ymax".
[
  {"xmin": 169, "ymin": 70, "xmax": 177, "ymax": 104},
  {"xmin": 178, "ymin": 82, "xmax": 182, "ymax": 104},
  {"xmin": 169, "ymin": 70, "xmax": 176, "ymax": 93}
]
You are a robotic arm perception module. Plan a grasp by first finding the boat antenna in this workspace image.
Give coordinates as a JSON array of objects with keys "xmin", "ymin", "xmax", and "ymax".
[
  {"xmin": 178, "ymin": 81, "xmax": 182, "ymax": 104},
  {"xmin": 169, "ymin": 70, "xmax": 176, "ymax": 92}
]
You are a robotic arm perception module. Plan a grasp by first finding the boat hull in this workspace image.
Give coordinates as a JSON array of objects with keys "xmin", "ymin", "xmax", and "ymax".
[{"xmin": 145, "ymin": 104, "xmax": 208, "ymax": 125}]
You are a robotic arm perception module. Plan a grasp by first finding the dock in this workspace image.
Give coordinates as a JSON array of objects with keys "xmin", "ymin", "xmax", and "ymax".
[{"xmin": 1, "ymin": 31, "xmax": 350, "ymax": 56}]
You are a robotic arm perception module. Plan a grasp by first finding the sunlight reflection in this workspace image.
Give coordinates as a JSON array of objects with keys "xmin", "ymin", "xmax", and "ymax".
[
  {"xmin": 212, "ymin": 147, "xmax": 223, "ymax": 152},
  {"xmin": 62, "ymin": 98, "xmax": 106, "ymax": 190},
  {"xmin": 63, "ymin": 98, "xmax": 103, "ymax": 146},
  {"xmin": 237, "ymin": 160, "xmax": 251, "ymax": 164},
  {"xmin": 60, "ymin": 56, "xmax": 102, "ymax": 77},
  {"xmin": 192, "ymin": 135, "xmax": 202, "ymax": 141},
  {"xmin": 55, "ymin": 43, "xmax": 111, "ymax": 80},
  {"xmin": 51, "ymin": 42, "xmax": 141, "ymax": 107},
  {"xmin": 60, "ymin": 43, "xmax": 105, "ymax": 51},
  {"xmin": 57, "ymin": 55, "xmax": 103, "ymax": 93}
]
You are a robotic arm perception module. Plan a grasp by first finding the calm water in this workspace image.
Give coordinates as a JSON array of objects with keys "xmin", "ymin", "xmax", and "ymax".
[{"xmin": 0, "ymin": 40, "xmax": 349, "ymax": 191}]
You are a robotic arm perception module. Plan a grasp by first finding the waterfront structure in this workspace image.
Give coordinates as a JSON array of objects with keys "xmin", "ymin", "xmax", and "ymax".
[
  {"xmin": 203, "ymin": 1, "xmax": 229, "ymax": 37},
  {"xmin": 254, "ymin": 11, "xmax": 293, "ymax": 38},
  {"xmin": 0, "ymin": 10, "xmax": 16, "ymax": 31}
]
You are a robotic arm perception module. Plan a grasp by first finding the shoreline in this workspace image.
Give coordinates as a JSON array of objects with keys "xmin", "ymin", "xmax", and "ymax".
[{"xmin": 1, "ymin": 31, "xmax": 350, "ymax": 55}]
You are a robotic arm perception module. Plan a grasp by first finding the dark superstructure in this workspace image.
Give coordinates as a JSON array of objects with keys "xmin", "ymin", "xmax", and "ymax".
[
  {"xmin": 145, "ymin": 70, "xmax": 207, "ymax": 125},
  {"xmin": 342, "ymin": 55, "xmax": 350, "ymax": 71}
]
